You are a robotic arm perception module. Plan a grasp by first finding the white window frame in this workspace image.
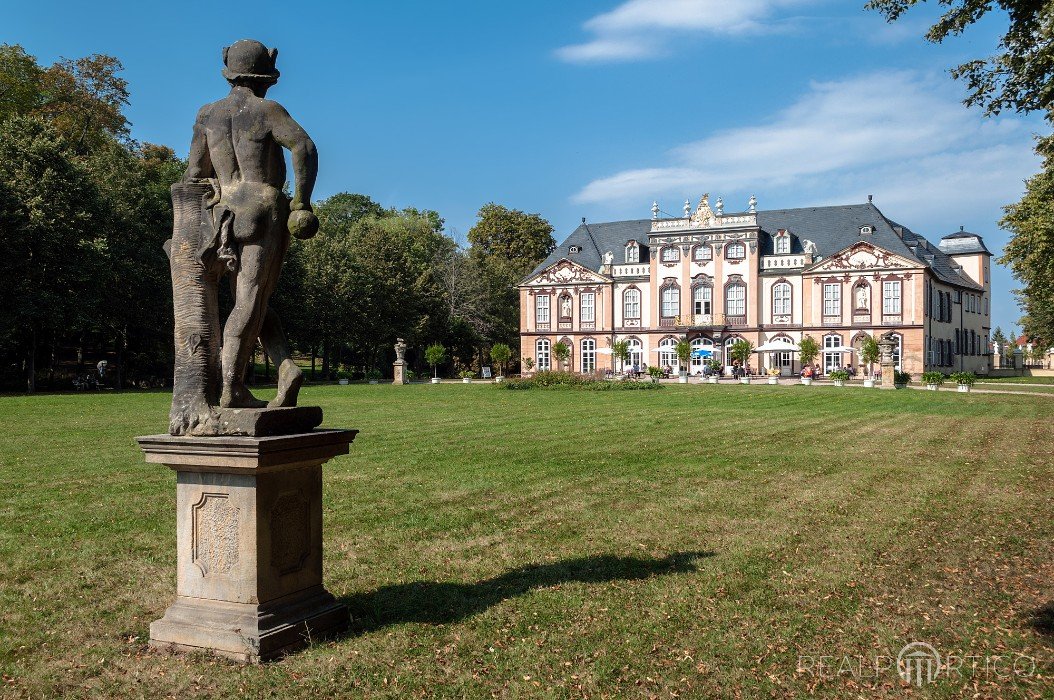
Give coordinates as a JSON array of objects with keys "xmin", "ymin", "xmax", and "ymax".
[
  {"xmin": 580, "ymin": 338, "xmax": 596, "ymax": 373},
  {"xmin": 823, "ymin": 334, "xmax": 843, "ymax": 374},
  {"xmin": 536, "ymin": 339, "xmax": 551, "ymax": 371},
  {"xmin": 659, "ymin": 337, "xmax": 678, "ymax": 372},
  {"xmin": 823, "ymin": 283, "xmax": 841, "ymax": 317},
  {"xmin": 623, "ymin": 288, "xmax": 641, "ymax": 319},
  {"xmin": 535, "ymin": 295, "xmax": 550, "ymax": 324},
  {"xmin": 693, "ymin": 285, "xmax": 712, "ymax": 315},
  {"xmin": 883, "ymin": 281, "xmax": 902, "ymax": 315},
  {"xmin": 693, "ymin": 245, "xmax": 712, "ymax": 262},
  {"xmin": 725, "ymin": 283, "xmax": 745, "ymax": 317},
  {"xmin": 775, "ymin": 235, "xmax": 790, "ymax": 254},
  {"xmin": 773, "ymin": 282, "xmax": 792, "ymax": 317},
  {"xmin": 661, "ymin": 246, "xmax": 680, "ymax": 263},
  {"xmin": 625, "ymin": 242, "xmax": 639, "ymax": 264},
  {"xmin": 661, "ymin": 285, "xmax": 680, "ymax": 318},
  {"xmin": 580, "ymin": 292, "xmax": 595, "ymax": 323},
  {"xmin": 726, "ymin": 242, "xmax": 746, "ymax": 260}
]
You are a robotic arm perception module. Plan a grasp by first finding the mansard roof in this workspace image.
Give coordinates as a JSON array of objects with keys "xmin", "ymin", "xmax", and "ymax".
[
  {"xmin": 938, "ymin": 229, "xmax": 991, "ymax": 255},
  {"xmin": 528, "ymin": 202, "xmax": 984, "ymax": 289}
]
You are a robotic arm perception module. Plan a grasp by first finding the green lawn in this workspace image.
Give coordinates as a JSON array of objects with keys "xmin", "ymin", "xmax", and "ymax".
[
  {"xmin": 1, "ymin": 385, "xmax": 1052, "ymax": 698},
  {"xmin": 978, "ymin": 375, "xmax": 1054, "ymax": 385}
]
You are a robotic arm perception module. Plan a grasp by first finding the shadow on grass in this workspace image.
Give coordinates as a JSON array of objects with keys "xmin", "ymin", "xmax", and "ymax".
[
  {"xmin": 342, "ymin": 550, "xmax": 713, "ymax": 634},
  {"xmin": 1028, "ymin": 602, "xmax": 1054, "ymax": 636}
]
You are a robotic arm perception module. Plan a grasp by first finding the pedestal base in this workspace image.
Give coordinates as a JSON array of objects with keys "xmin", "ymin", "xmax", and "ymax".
[
  {"xmin": 392, "ymin": 360, "xmax": 408, "ymax": 385},
  {"xmin": 138, "ymin": 429, "xmax": 356, "ymax": 663}
]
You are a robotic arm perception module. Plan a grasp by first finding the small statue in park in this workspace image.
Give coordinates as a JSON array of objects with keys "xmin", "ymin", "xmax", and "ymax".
[
  {"xmin": 167, "ymin": 39, "xmax": 320, "ymax": 435},
  {"xmin": 394, "ymin": 338, "xmax": 407, "ymax": 362}
]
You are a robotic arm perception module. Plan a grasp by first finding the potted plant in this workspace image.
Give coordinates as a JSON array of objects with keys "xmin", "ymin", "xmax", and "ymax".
[
  {"xmin": 767, "ymin": 368, "xmax": 780, "ymax": 385},
  {"xmin": 708, "ymin": 360, "xmax": 725, "ymax": 383},
  {"xmin": 337, "ymin": 370, "xmax": 350, "ymax": 386},
  {"xmin": 646, "ymin": 365, "xmax": 664, "ymax": 383},
  {"xmin": 860, "ymin": 334, "xmax": 880, "ymax": 387},
  {"xmin": 950, "ymin": 371, "xmax": 976, "ymax": 393},
  {"xmin": 921, "ymin": 371, "xmax": 945, "ymax": 391},
  {"xmin": 612, "ymin": 340, "xmax": 630, "ymax": 376},
  {"xmin": 489, "ymin": 343, "xmax": 511, "ymax": 382},
  {"xmin": 553, "ymin": 341, "xmax": 571, "ymax": 371},
  {"xmin": 365, "ymin": 368, "xmax": 382, "ymax": 384},
  {"xmin": 729, "ymin": 339, "xmax": 754, "ymax": 384},
  {"xmin": 829, "ymin": 369, "xmax": 850, "ymax": 387},
  {"xmin": 425, "ymin": 342, "xmax": 446, "ymax": 384},
  {"xmin": 459, "ymin": 370, "xmax": 475, "ymax": 384},
  {"xmin": 798, "ymin": 336, "xmax": 819, "ymax": 385},
  {"xmin": 675, "ymin": 338, "xmax": 692, "ymax": 383},
  {"xmin": 894, "ymin": 370, "xmax": 911, "ymax": 389}
]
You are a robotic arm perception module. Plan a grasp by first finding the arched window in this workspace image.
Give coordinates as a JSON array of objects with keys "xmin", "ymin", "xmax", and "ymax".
[
  {"xmin": 725, "ymin": 281, "xmax": 746, "ymax": 317},
  {"xmin": 724, "ymin": 336, "xmax": 741, "ymax": 367},
  {"xmin": 625, "ymin": 242, "xmax": 639, "ymax": 264},
  {"xmin": 661, "ymin": 283, "xmax": 680, "ymax": 319},
  {"xmin": 661, "ymin": 246, "xmax": 680, "ymax": 263},
  {"xmin": 536, "ymin": 339, "xmax": 551, "ymax": 371},
  {"xmin": 626, "ymin": 338, "xmax": 643, "ymax": 369},
  {"xmin": 775, "ymin": 233, "xmax": 791, "ymax": 255},
  {"xmin": 558, "ymin": 293, "xmax": 573, "ymax": 321},
  {"xmin": 891, "ymin": 333, "xmax": 903, "ymax": 371},
  {"xmin": 823, "ymin": 334, "xmax": 843, "ymax": 374},
  {"xmin": 692, "ymin": 245, "xmax": 713, "ymax": 262},
  {"xmin": 580, "ymin": 338, "xmax": 596, "ymax": 373},
  {"xmin": 690, "ymin": 337, "xmax": 714, "ymax": 374},
  {"xmin": 725, "ymin": 242, "xmax": 746, "ymax": 260},
  {"xmin": 659, "ymin": 337, "xmax": 678, "ymax": 372},
  {"xmin": 623, "ymin": 288, "xmax": 641, "ymax": 319},
  {"xmin": 772, "ymin": 281, "xmax": 792, "ymax": 318},
  {"xmin": 535, "ymin": 294, "xmax": 550, "ymax": 325},
  {"xmin": 693, "ymin": 284, "xmax": 713, "ymax": 316}
]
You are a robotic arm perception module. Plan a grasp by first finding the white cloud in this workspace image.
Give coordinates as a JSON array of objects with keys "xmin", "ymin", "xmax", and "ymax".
[
  {"xmin": 556, "ymin": 0, "xmax": 814, "ymax": 63},
  {"xmin": 571, "ymin": 71, "xmax": 1039, "ymax": 234}
]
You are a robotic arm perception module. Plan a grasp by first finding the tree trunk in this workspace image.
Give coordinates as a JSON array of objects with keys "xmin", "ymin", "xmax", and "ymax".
[
  {"xmin": 27, "ymin": 328, "xmax": 36, "ymax": 393},
  {"xmin": 321, "ymin": 337, "xmax": 330, "ymax": 378},
  {"xmin": 310, "ymin": 346, "xmax": 316, "ymax": 380},
  {"xmin": 115, "ymin": 326, "xmax": 126, "ymax": 391}
]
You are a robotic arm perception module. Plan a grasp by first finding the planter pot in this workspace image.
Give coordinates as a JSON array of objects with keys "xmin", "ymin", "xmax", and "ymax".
[
  {"xmin": 678, "ymin": 373, "xmax": 688, "ymax": 384},
  {"xmin": 740, "ymin": 377, "xmax": 751, "ymax": 385},
  {"xmin": 650, "ymin": 377, "xmax": 659, "ymax": 384},
  {"xmin": 833, "ymin": 380, "xmax": 845, "ymax": 387},
  {"xmin": 957, "ymin": 384, "xmax": 971, "ymax": 393},
  {"xmin": 707, "ymin": 376, "xmax": 718, "ymax": 384},
  {"xmin": 863, "ymin": 379, "xmax": 875, "ymax": 388},
  {"xmin": 462, "ymin": 378, "xmax": 472, "ymax": 384},
  {"xmin": 338, "ymin": 378, "xmax": 349, "ymax": 386},
  {"xmin": 926, "ymin": 384, "xmax": 939, "ymax": 391},
  {"xmin": 431, "ymin": 377, "xmax": 440, "ymax": 384},
  {"xmin": 894, "ymin": 383, "xmax": 907, "ymax": 390},
  {"xmin": 494, "ymin": 376, "xmax": 505, "ymax": 383},
  {"xmin": 801, "ymin": 378, "xmax": 813, "ymax": 386},
  {"xmin": 368, "ymin": 380, "xmax": 378, "ymax": 385},
  {"xmin": 768, "ymin": 377, "xmax": 779, "ymax": 385}
]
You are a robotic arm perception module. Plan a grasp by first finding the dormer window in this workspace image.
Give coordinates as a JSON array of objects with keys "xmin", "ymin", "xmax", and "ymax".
[
  {"xmin": 568, "ymin": 245, "xmax": 582, "ymax": 254},
  {"xmin": 661, "ymin": 246, "xmax": 680, "ymax": 263},
  {"xmin": 860, "ymin": 225, "xmax": 874, "ymax": 236},
  {"xmin": 774, "ymin": 231, "xmax": 791, "ymax": 255},
  {"xmin": 625, "ymin": 241, "xmax": 639, "ymax": 263}
]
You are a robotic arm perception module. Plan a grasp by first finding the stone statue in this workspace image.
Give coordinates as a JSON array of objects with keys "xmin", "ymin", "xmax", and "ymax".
[
  {"xmin": 856, "ymin": 285, "xmax": 869, "ymax": 310},
  {"xmin": 167, "ymin": 39, "xmax": 320, "ymax": 436},
  {"xmin": 394, "ymin": 338, "xmax": 407, "ymax": 362},
  {"xmin": 802, "ymin": 239, "xmax": 818, "ymax": 255},
  {"xmin": 603, "ymin": 250, "xmax": 614, "ymax": 266}
]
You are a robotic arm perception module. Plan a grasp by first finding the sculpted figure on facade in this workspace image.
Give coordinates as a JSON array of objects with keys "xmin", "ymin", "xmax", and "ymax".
[{"xmin": 167, "ymin": 39, "xmax": 319, "ymax": 435}]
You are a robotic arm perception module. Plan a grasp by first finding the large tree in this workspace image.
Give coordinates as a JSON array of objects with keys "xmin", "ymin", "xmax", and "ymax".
[
  {"xmin": 467, "ymin": 203, "xmax": 555, "ymax": 347},
  {"xmin": 868, "ymin": 1, "xmax": 1054, "ymax": 342}
]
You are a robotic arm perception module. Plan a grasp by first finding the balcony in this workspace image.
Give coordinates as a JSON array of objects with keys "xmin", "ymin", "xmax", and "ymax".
[
  {"xmin": 761, "ymin": 255, "xmax": 807, "ymax": 270},
  {"xmin": 672, "ymin": 313, "xmax": 735, "ymax": 329},
  {"xmin": 612, "ymin": 263, "xmax": 650, "ymax": 278}
]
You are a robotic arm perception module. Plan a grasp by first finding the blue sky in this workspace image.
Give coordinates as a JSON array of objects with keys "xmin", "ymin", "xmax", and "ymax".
[{"xmin": 6, "ymin": 0, "xmax": 1042, "ymax": 331}]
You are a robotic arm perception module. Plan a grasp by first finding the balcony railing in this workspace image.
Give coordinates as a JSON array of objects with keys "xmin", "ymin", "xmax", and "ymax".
[
  {"xmin": 672, "ymin": 313, "xmax": 734, "ymax": 328},
  {"xmin": 761, "ymin": 255, "xmax": 807, "ymax": 270},
  {"xmin": 822, "ymin": 316, "xmax": 842, "ymax": 327},
  {"xmin": 611, "ymin": 263, "xmax": 650, "ymax": 277}
]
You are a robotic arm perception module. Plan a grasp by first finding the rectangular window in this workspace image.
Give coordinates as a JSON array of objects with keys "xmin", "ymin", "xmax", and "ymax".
[
  {"xmin": 580, "ymin": 293, "xmax": 595, "ymax": 323},
  {"xmin": 536, "ymin": 295, "xmax": 550, "ymax": 324},
  {"xmin": 623, "ymin": 289, "xmax": 640, "ymax": 319},
  {"xmin": 955, "ymin": 329, "xmax": 961, "ymax": 355},
  {"xmin": 773, "ymin": 284, "xmax": 791, "ymax": 316},
  {"xmin": 823, "ymin": 283, "xmax": 840, "ymax": 317},
  {"xmin": 883, "ymin": 281, "xmax": 902, "ymax": 314},
  {"xmin": 725, "ymin": 285, "xmax": 745, "ymax": 316},
  {"xmin": 693, "ymin": 286, "xmax": 712, "ymax": 315},
  {"xmin": 581, "ymin": 339, "xmax": 596, "ymax": 373},
  {"xmin": 775, "ymin": 235, "xmax": 790, "ymax": 254},
  {"xmin": 661, "ymin": 286, "xmax": 680, "ymax": 317}
]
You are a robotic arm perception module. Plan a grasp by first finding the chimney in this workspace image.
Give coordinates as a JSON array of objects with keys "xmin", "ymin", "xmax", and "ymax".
[{"xmin": 868, "ymin": 194, "xmax": 873, "ymax": 203}]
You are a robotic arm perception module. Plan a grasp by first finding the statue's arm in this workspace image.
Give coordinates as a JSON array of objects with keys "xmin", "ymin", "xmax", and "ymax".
[
  {"xmin": 270, "ymin": 104, "xmax": 317, "ymax": 211},
  {"xmin": 183, "ymin": 108, "xmax": 214, "ymax": 181}
]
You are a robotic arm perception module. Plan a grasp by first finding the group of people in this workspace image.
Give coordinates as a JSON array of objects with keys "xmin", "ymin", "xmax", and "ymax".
[{"xmin": 800, "ymin": 363, "xmax": 858, "ymax": 379}]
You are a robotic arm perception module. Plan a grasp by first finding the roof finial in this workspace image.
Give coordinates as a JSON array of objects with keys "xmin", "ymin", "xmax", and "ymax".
[
  {"xmin": 651, "ymin": 201, "xmax": 659, "ymax": 220},
  {"xmin": 960, "ymin": 225, "xmax": 965, "ymax": 232},
  {"xmin": 748, "ymin": 194, "xmax": 757, "ymax": 214},
  {"xmin": 683, "ymin": 199, "xmax": 691, "ymax": 218},
  {"xmin": 715, "ymin": 197, "xmax": 724, "ymax": 216},
  {"xmin": 868, "ymin": 194, "xmax": 873, "ymax": 203}
]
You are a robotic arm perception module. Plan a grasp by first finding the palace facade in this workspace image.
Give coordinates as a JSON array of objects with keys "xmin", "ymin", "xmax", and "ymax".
[{"xmin": 519, "ymin": 196, "xmax": 992, "ymax": 377}]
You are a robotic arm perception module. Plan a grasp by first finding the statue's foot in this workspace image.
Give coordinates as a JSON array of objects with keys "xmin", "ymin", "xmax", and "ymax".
[
  {"xmin": 220, "ymin": 382, "xmax": 268, "ymax": 409},
  {"xmin": 170, "ymin": 402, "xmax": 219, "ymax": 436},
  {"xmin": 268, "ymin": 359, "xmax": 304, "ymax": 408}
]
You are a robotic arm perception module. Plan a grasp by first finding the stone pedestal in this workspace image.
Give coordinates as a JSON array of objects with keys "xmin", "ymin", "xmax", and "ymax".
[
  {"xmin": 880, "ymin": 361, "xmax": 895, "ymax": 388},
  {"xmin": 137, "ymin": 429, "xmax": 356, "ymax": 662},
  {"xmin": 392, "ymin": 359, "xmax": 408, "ymax": 385}
]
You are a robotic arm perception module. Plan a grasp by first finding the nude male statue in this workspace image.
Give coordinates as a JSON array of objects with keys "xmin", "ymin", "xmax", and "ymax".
[{"xmin": 183, "ymin": 39, "xmax": 318, "ymax": 409}]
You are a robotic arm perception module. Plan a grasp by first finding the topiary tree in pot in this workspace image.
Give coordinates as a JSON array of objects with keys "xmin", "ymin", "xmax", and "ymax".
[
  {"xmin": 675, "ymin": 338, "xmax": 692, "ymax": 381},
  {"xmin": 425, "ymin": 343, "xmax": 446, "ymax": 382},
  {"xmin": 552, "ymin": 341, "xmax": 571, "ymax": 371},
  {"xmin": 612, "ymin": 340, "xmax": 630, "ymax": 375},
  {"xmin": 861, "ymin": 334, "xmax": 880, "ymax": 378},
  {"xmin": 489, "ymin": 343, "xmax": 511, "ymax": 380}
]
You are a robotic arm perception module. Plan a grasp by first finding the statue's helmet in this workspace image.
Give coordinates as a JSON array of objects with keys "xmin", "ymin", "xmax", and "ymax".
[{"xmin": 222, "ymin": 40, "xmax": 280, "ymax": 85}]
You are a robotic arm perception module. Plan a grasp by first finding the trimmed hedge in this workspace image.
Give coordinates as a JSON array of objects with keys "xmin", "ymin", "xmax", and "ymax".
[{"xmin": 500, "ymin": 371, "xmax": 663, "ymax": 391}]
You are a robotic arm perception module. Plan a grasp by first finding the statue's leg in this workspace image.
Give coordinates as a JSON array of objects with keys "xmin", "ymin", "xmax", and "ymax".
[
  {"xmin": 260, "ymin": 307, "xmax": 303, "ymax": 408},
  {"xmin": 219, "ymin": 239, "xmax": 273, "ymax": 409}
]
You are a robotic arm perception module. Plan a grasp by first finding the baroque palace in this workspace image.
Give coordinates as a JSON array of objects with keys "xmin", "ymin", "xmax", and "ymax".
[{"xmin": 518, "ymin": 195, "xmax": 992, "ymax": 377}]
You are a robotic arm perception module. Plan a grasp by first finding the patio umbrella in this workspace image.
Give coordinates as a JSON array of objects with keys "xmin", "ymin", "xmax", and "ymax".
[{"xmin": 753, "ymin": 340, "xmax": 800, "ymax": 352}]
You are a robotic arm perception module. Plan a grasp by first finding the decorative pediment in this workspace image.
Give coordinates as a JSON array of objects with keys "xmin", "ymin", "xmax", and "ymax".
[
  {"xmin": 523, "ymin": 259, "xmax": 608, "ymax": 286},
  {"xmin": 805, "ymin": 241, "xmax": 917, "ymax": 274}
]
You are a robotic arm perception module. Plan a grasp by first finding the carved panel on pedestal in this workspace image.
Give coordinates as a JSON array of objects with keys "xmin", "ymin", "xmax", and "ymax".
[
  {"xmin": 271, "ymin": 490, "xmax": 310, "ymax": 575},
  {"xmin": 191, "ymin": 493, "xmax": 240, "ymax": 576}
]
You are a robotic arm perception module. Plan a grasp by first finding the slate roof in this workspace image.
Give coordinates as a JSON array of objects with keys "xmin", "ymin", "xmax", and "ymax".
[
  {"xmin": 526, "ymin": 203, "xmax": 984, "ymax": 290},
  {"xmin": 938, "ymin": 229, "xmax": 991, "ymax": 255}
]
